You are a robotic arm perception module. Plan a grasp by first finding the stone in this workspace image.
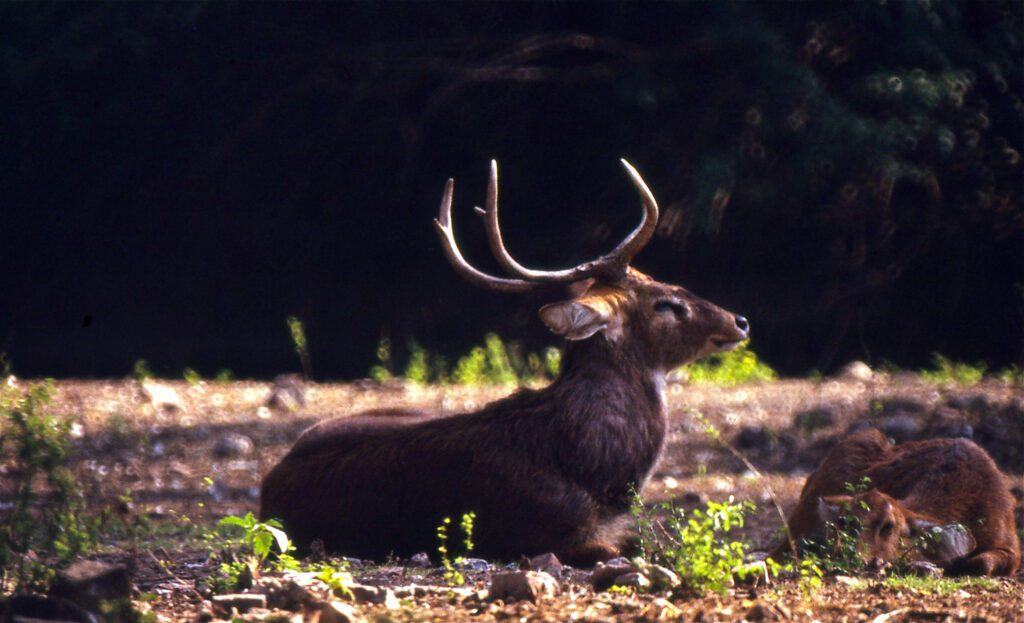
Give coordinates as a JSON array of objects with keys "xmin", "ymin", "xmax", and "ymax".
[
  {"xmin": 590, "ymin": 559, "xmax": 639, "ymax": 591},
  {"xmin": 213, "ymin": 433, "xmax": 255, "ymax": 458},
  {"xmin": 267, "ymin": 374, "xmax": 307, "ymax": 411},
  {"xmin": 347, "ymin": 584, "xmax": 399, "ymax": 609},
  {"xmin": 745, "ymin": 601, "xmax": 776, "ymax": 622},
  {"xmin": 455, "ymin": 557, "xmax": 491, "ymax": 571},
  {"xmin": 253, "ymin": 572, "xmax": 331, "ymax": 610},
  {"xmin": 793, "ymin": 407, "xmax": 837, "ymax": 433},
  {"xmin": 611, "ymin": 572, "xmax": 651, "ymax": 591},
  {"xmin": 905, "ymin": 560, "xmax": 943, "ymax": 578},
  {"xmin": 926, "ymin": 407, "xmax": 973, "ymax": 439},
  {"xmin": 50, "ymin": 560, "xmax": 131, "ymax": 613},
  {"xmin": 488, "ymin": 570, "xmax": 559, "ymax": 603},
  {"xmin": 2, "ymin": 594, "xmax": 97, "ymax": 623},
  {"xmin": 642, "ymin": 597, "xmax": 683, "ymax": 619},
  {"xmin": 407, "ymin": 552, "xmax": 432, "ymax": 567},
  {"xmin": 944, "ymin": 392, "xmax": 989, "ymax": 412},
  {"xmin": 879, "ymin": 414, "xmax": 922, "ymax": 442},
  {"xmin": 140, "ymin": 381, "xmax": 184, "ymax": 411},
  {"xmin": 319, "ymin": 600, "xmax": 365, "ymax": 623},
  {"xmin": 211, "ymin": 593, "xmax": 267, "ymax": 616},
  {"xmin": 838, "ymin": 361, "xmax": 873, "ymax": 382},
  {"xmin": 735, "ymin": 425, "xmax": 772, "ymax": 450},
  {"xmin": 643, "ymin": 564, "xmax": 681, "ymax": 590},
  {"xmin": 527, "ymin": 552, "xmax": 564, "ymax": 577},
  {"xmin": 876, "ymin": 397, "xmax": 929, "ymax": 417}
]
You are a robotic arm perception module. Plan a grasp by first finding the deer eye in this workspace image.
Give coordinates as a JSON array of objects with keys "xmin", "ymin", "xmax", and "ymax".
[
  {"xmin": 879, "ymin": 522, "xmax": 895, "ymax": 537},
  {"xmin": 653, "ymin": 300, "xmax": 687, "ymax": 317}
]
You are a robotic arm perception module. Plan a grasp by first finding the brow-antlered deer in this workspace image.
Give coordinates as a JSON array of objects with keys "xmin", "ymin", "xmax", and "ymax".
[
  {"xmin": 775, "ymin": 428, "xmax": 1020, "ymax": 576},
  {"xmin": 260, "ymin": 160, "xmax": 750, "ymax": 565}
]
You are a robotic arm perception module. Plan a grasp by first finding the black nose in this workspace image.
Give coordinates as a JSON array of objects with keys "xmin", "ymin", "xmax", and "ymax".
[{"xmin": 735, "ymin": 315, "xmax": 749, "ymax": 333}]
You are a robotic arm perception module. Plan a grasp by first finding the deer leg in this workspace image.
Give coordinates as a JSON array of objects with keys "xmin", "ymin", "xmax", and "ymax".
[{"xmin": 947, "ymin": 549, "xmax": 1018, "ymax": 577}]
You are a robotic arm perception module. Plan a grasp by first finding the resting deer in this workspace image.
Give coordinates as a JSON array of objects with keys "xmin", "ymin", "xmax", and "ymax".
[
  {"xmin": 775, "ymin": 428, "xmax": 1020, "ymax": 576},
  {"xmin": 260, "ymin": 160, "xmax": 750, "ymax": 565}
]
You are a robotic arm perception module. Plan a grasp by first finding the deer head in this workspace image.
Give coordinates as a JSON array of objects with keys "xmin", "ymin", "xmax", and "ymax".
[
  {"xmin": 434, "ymin": 160, "xmax": 750, "ymax": 371},
  {"xmin": 818, "ymin": 489, "xmax": 978, "ymax": 569}
]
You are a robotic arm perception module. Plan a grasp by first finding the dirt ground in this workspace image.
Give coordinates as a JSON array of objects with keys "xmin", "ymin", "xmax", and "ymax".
[{"xmin": 3, "ymin": 374, "xmax": 1023, "ymax": 622}]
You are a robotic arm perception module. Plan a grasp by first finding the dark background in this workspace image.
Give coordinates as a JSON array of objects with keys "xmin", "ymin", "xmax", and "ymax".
[{"xmin": 2, "ymin": 1, "xmax": 1021, "ymax": 380}]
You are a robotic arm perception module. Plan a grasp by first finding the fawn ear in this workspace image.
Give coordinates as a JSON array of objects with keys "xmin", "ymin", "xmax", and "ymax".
[
  {"xmin": 817, "ymin": 495, "xmax": 852, "ymax": 524},
  {"xmin": 539, "ymin": 300, "xmax": 613, "ymax": 341},
  {"xmin": 908, "ymin": 520, "xmax": 977, "ymax": 562}
]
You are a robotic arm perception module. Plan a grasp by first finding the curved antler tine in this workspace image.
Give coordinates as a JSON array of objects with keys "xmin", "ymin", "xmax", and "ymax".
[
  {"xmin": 605, "ymin": 159, "xmax": 659, "ymax": 267},
  {"xmin": 434, "ymin": 178, "xmax": 538, "ymax": 293},
  {"xmin": 474, "ymin": 160, "xmax": 545, "ymax": 278}
]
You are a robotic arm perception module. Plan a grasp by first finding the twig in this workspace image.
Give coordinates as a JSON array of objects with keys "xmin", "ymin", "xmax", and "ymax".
[
  {"xmin": 693, "ymin": 410, "xmax": 798, "ymax": 559},
  {"xmin": 871, "ymin": 607, "xmax": 908, "ymax": 623},
  {"xmin": 148, "ymin": 549, "xmax": 205, "ymax": 602}
]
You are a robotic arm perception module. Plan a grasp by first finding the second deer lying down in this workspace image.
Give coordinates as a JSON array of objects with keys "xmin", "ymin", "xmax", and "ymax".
[
  {"xmin": 260, "ymin": 160, "xmax": 750, "ymax": 565},
  {"xmin": 776, "ymin": 428, "xmax": 1020, "ymax": 576}
]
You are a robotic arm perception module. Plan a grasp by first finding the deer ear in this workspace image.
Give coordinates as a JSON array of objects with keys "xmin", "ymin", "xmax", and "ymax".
[
  {"xmin": 539, "ymin": 300, "xmax": 611, "ymax": 341},
  {"xmin": 908, "ymin": 520, "xmax": 976, "ymax": 562},
  {"xmin": 817, "ymin": 495, "xmax": 852, "ymax": 524}
]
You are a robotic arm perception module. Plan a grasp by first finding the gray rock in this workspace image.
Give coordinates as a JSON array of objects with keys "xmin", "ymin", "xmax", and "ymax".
[
  {"xmin": 347, "ymin": 584, "xmax": 398, "ymax": 609},
  {"xmin": 50, "ymin": 560, "xmax": 131, "ymax": 614},
  {"xmin": 643, "ymin": 564, "xmax": 681, "ymax": 590},
  {"xmin": 735, "ymin": 425, "xmax": 772, "ymax": 450},
  {"xmin": 455, "ymin": 557, "xmax": 491, "ymax": 571},
  {"xmin": 267, "ymin": 374, "xmax": 307, "ymax": 411},
  {"xmin": 879, "ymin": 414, "xmax": 922, "ymax": 442},
  {"xmin": 211, "ymin": 593, "xmax": 267, "ymax": 616},
  {"xmin": 906, "ymin": 560, "xmax": 943, "ymax": 578},
  {"xmin": 213, "ymin": 433, "xmax": 255, "ymax": 458},
  {"xmin": 319, "ymin": 600, "xmax": 365, "ymax": 623},
  {"xmin": 877, "ymin": 397, "xmax": 929, "ymax": 417},
  {"xmin": 793, "ymin": 407, "xmax": 836, "ymax": 433},
  {"xmin": 488, "ymin": 570, "xmax": 559, "ymax": 603},
  {"xmin": 527, "ymin": 552, "xmax": 564, "ymax": 577},
  {"xmin": 407, "ymin": 552, "xmax": 432, "ymax": 568},
  {"xmin": 611, "ymin": 572, "xmax": 650, "ymax": 591},
  {"xmin": 944, "ymin": 392, "xmax": 989, "ymax": 412},
  {"xmin": 838, "ymin": 361, "xmax": 873, "ymax": 382},
  {"xmin": 590, "ymin": 560, "xmax": 639, "ymax": 591},
  {"xmin": 2, "ymin": 594, "xmax": 98, "ymax": 623}
]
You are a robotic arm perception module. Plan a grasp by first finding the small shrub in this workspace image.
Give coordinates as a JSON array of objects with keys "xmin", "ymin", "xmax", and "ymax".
[
  {"xmin": 919, "ymin": 353, "xmax": 985, "ymax": 386},
  {"xmin": 217, "ymin": 512, "xmax": 297, "ymax": 588},
  {"xmin": 403, "ymin": 341, "xmax": 431, "ymax": 385},
  {"xmin": 369, "ymin": 336, "xmax": 394, "ymax": 383},
  {"xmin": 214, "ymin": 369, "xmax": 234, "ymax": 383},
  {"xmin": 681, "ymin": 343, "xmax": 776, "ymax": 385},
  {"xmin": 182, "ymin": 367, "xmax": 202, "ymax": 385},
  {"xmin": 0, "ymin": 377, "xmax": 97, "ymax": 591},
  {"xmin": 286, "ymin": 316, "xmax": 312, "ymax": 379},
  {"xmin": 437, "ymin": 512, "xmax": 476, "ymax": 587},
  {"xmin": 633, "ymin": 494, "xmax": 754, "ymax": 595},
  {"xmin": 132, "ymin": 359, "xmax": 154, "ymax": 381}
]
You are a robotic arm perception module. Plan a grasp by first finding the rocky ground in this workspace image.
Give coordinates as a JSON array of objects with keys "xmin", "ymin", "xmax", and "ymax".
[{"xmin": 1, "ymin": 371, "xmax": 1022, "ymax": 622}]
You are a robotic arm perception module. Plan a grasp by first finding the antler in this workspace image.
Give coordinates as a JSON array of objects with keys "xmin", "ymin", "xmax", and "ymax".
[{"xmin": 434, "ymin": 159, "xmax": 659, "ymax": 292}]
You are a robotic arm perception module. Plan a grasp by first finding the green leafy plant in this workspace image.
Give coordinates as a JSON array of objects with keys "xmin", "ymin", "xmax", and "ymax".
[
  {"xmin": 0, "ymin": 376, "xmax": 97, "ymax": 591},
  {"xmin": 919, "ymin": 353, "xmax": 985, "ymax": 386},
  {"xmin": 633, "ymin": 494, "xmax": 754, "ymax": 595},
  {"xmin": 182, "ymin": 367, "xmax": 202, "ymax": 385},
  {"xmin": 217, "ymin": 512, "xmax": 297, "ymax": 588},
  {"xmin": 680, "ymin": 343, "xmax": 777, "ymax": 385},
  {"xmin": 214, "ymin": 369, "xmax": 234, "ymax": 383},
  {"xmin": 132, "ymin": 359, "xmax": 154, "ymax": 381},
  {"xmin": 436, "ymin": 512, "xmax": 476, "ymax": 587},
  {"xmin": 286, "ymin": 315, "xmax": 312, "ymax": 379},
  {"xmin": 369, "ymin": 333, "xmax": 560, "ymax": 386}
]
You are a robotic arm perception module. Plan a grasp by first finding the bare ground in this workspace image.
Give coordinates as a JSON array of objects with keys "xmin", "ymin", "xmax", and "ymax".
[{"xmin": 3, "ymin": 375, "xmax": 1023, "ymax": 622}]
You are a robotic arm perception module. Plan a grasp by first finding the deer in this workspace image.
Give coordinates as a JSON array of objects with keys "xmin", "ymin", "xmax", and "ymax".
[
  {"xmin": 259, "ymin": 160, "xmax": 750, "ymax": 566},
  {"xmin": 774, "ymin": 428, "xmax": 1020, "ymax": 576}
]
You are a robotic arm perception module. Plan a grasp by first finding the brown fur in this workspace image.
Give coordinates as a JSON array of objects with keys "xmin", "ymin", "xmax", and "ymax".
[
  {"xmin": 776, "ymin": 429, "xmax": 1020, "ymax": 576},
  {"xmin": 260, "ymin": 271, "xmax": 748, "ymax": 565}
]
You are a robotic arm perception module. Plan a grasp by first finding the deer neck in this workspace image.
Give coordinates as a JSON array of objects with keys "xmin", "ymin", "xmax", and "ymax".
[{"xmin": 548, "ymin": 336, "xmax": 668, "ymax": 499}]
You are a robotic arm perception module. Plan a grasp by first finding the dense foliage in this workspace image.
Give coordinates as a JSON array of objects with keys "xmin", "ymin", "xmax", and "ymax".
[{"xmin": 1, "ymin": 1, "xmax": 1020, "ymax": 378}]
